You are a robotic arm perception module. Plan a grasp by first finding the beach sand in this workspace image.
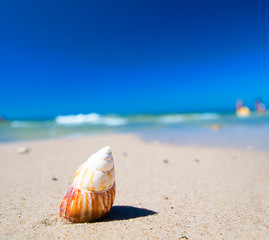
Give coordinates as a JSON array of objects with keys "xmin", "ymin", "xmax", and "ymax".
[{"xmin": 0, "ymin": 134, "xmax": 269, "ymax": 239}]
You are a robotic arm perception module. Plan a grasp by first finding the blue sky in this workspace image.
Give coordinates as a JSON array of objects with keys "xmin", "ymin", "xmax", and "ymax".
[{"xmin": 1, "ymin": 0, "xmax": 269, "ymax": 119}]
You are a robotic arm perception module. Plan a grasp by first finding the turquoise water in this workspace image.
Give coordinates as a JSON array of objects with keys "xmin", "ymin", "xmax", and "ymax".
[{"xmin": 1, "ymin": 112, "xmax": 269, "ymax": 151}]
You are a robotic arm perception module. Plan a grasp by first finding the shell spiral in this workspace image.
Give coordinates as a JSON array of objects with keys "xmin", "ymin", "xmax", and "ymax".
[{"xmin": 59, "ymin": 146, "xmax": 116, "ymax": 223}]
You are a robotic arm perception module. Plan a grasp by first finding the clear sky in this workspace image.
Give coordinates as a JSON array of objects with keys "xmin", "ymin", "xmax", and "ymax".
[{"xmin": 1, "ymin": 0, "xmax": 269, "ymax": 119}]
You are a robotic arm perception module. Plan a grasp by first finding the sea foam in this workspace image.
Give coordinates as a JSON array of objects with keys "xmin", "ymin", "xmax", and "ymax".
[
  {"xmin": 158, "ymin": 113, "xmax": 219, "ymax": 123},
  {"xmin": 55, "ymin": 113, "xmax": 127, "ymax": 126}
]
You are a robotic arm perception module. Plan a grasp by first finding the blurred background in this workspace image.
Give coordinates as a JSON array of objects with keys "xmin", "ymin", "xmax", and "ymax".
[{"xmin": 0, "ymin": 0, "xmax": 269, "ymax": 150}]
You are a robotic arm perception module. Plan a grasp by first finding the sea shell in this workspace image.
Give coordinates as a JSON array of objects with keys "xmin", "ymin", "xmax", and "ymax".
[
  {"xmin": 16, "ymin": 147, "xmax": 30, "ymax": 154},
  {"xmin": 59, "ymin": 146, "xmax": 116, "ymax": 223}
]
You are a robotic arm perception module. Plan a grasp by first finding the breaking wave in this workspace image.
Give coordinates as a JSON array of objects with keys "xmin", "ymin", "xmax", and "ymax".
[
  {"xmin": 157, "ymin": 113, "xmax": 220, "ymax": 123},
  {"xmin": 55, "ymin": 112, "xmax": 220, "ymax": 126},
  {"xmin": 55, "ymin": 113, "xmax": 128, "ymax": 126}
]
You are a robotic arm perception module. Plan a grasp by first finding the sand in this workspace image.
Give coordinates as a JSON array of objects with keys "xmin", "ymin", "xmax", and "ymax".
[{"xmin": 0, "ymin": 134, "xmax": 269, "ymax": 239}]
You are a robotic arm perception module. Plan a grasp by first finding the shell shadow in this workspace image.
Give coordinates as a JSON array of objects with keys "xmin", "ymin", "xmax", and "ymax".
[{"xmin": 101, "ymin": 205, "xmax": 157, "ymax": 222}]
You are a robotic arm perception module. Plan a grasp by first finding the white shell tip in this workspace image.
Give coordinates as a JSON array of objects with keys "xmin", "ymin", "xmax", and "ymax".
[{"xmin": 99, "ymin": 146, "xmax": 111, "ymax": 154}]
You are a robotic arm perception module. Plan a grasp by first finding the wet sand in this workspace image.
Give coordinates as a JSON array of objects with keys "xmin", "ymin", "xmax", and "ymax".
[{"xmin": 0, "ymin": 134, "xmax": 269, "ymax": 239}]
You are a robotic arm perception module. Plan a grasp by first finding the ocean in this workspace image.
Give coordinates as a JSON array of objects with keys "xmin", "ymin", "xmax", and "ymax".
[{"xmin": 1, "ymin": 111, "xmax": 269, "ymax": 151}]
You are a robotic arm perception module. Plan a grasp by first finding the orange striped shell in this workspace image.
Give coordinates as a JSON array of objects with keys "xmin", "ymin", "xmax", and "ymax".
[{"xmin": 59, "ymin": 182, "xmax": 116, "ymax": 223}]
